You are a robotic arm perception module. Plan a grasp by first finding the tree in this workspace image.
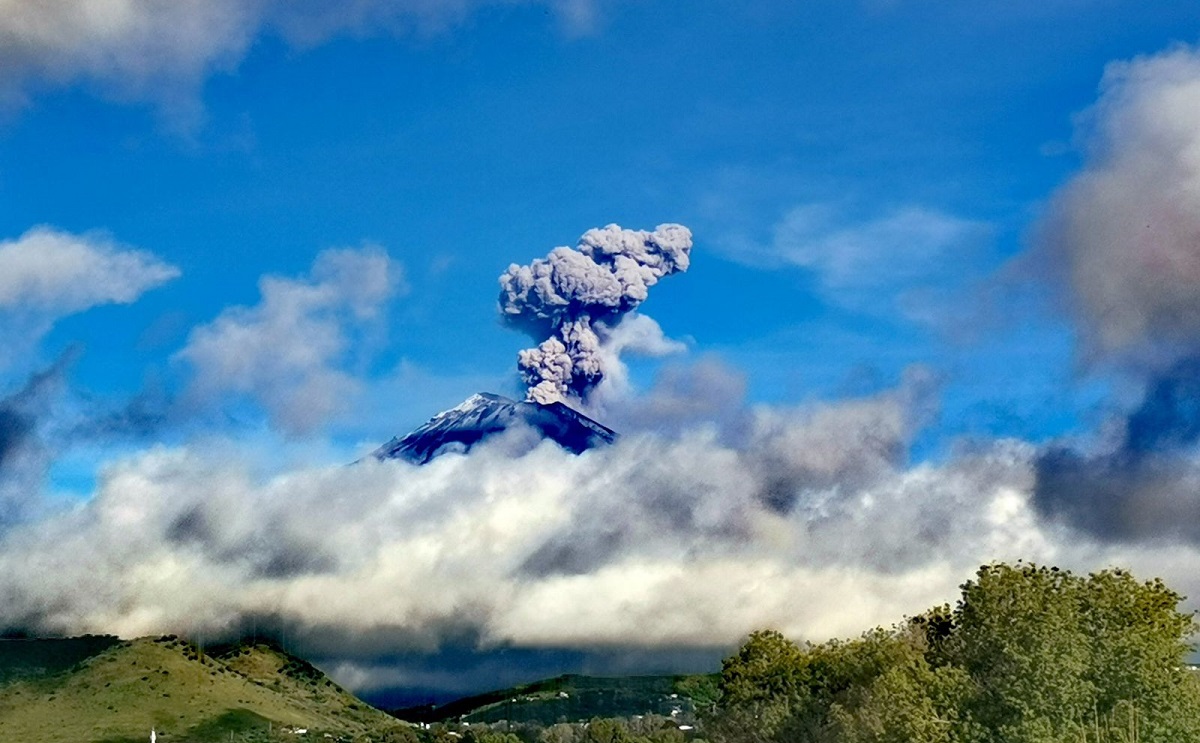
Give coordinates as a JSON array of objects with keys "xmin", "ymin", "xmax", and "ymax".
[
  {"xmin": 826, "ymin": 663, "xmax": 973, "ymax": 743},
  {"xmin": 708, "ymin": 630, "xmax": 808, "ymax": 743},
  {"xmin": 709, "ymin": 562, "xmax": 1200, "ymax": 743},
  {"xmin": 1080, "ymin": 568, "xmax": 1200, "ymax": 743},
  {"xmin": 582, "ymin": 718, "xmax": 632, "ymax": 743},
  {"xmin": 378, "ymin": 725, "xmax": 422, "ymax": 743},
  {"xmin": 946, "ymin": 563, "xmax": 1094, "ymax": 743}
]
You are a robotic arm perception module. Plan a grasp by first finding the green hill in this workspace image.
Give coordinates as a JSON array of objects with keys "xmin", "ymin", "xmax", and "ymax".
[
  {"xmin": 0, "ymin": 635, "xmax": 409, "ymax": 742},
  {"xmin": 391, "ymin": 673, "xmax": 720, "ymax": 725}
]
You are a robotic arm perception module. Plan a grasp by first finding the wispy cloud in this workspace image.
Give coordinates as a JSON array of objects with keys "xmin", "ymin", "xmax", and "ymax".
[
  {"xmin": 0, "ymin": 226, "xmax": 179, "ymax": 363},
  {"xmin": 175, "ymin": 246, "xmax": 403, "ymax": 435},
  {"xmin": 0, "ymin": 354, "xmax": 75, "ymax": 529},
  {"xmin": 0, "ymin": 0, "xmax": 608, "ymax": 122},
  {"xmin": 720, "ymin": 203, "xmax": 992, "ymax": 321}
]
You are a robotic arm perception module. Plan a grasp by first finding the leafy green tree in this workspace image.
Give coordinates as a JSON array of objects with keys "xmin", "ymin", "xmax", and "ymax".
[
  {"xmin": 582, "ymin": 718, "xmax": 632, "ymax": 743},
  {"xmin": 464, "ymin": 727, "xmax": 524, "ymax": 743},
  {"xmin": 710, "ymin": 562, "xmax": 1200, "ymax": 743},
  {"xmin": 643, "ymin": 726, "xmax": 685, "ymax": 743},
  {"xmin": 945, "ymin": 563, "xmax": 1093, "ymax": 743},
  {"xmin": 1080, "ymin": 568, "xmax": 1200, "ymax": 743},
  {"xmin": 674, "ymin": 676, "xmax": 721, "ymax": 714},
  {"xmin": 708, "ymin": 630, "xmax": 808, "ymax": 743},
  {"xmin": 627, "ymin": 713, "xmax": 682, "ymax": 742},
  {"xmin": 378, "ymin": 724, "xmax": 423, "ymax": 743},
  {"xmin": 826, "ymin": 663, "xmax": 972, "ymax": 743},
  {"xmin": 540, "ymin": 723, "xmax": 582, "ymax": 743}
]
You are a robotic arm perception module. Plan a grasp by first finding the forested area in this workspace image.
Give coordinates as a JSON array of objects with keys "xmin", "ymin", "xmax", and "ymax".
[{"xmin": 707, "ymin": 563, "xmax": 1200, "ymax": 743}]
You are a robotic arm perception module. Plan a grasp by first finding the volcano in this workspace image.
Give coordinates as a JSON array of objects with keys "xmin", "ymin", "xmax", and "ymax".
[{"xmin": 372, "ymin": 392, "xmax": 616, "ymax": 464}]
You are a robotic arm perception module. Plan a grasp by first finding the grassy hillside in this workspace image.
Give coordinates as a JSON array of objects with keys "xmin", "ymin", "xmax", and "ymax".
[
  {"xmin": 0, "ymin": 635, "xmax": 407, "ymax": 742},
  {"xmin": 392, "ymin": 673, "xmax": 719, "ymax": 725}
]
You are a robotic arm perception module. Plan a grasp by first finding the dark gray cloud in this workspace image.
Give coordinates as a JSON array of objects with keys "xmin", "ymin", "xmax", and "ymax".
[
  {"xmin": 323, "ymin": 643, "xmax": 728, "ymax": 709},
  {"xmin": 1034, "ymin": 357, "xmax": 1200, "ymax": 543},
  {"xmin": 0, "ymin": 354, "xmax": 76, "ymax": 528},
  {"xmin": 0, "ymin": 405, "xmax": 32, "ymax": 475}
]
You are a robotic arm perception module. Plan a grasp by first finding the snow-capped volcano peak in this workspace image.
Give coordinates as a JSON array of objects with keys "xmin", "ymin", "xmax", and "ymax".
[{"xmin": 372, "ymin": 392, "xmax": 616, "ymax": 464}]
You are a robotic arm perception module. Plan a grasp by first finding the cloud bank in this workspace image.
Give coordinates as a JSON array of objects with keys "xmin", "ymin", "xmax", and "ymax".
[
  {"xmin": 3, "ymin": 366, "xmax": 1198, "ymax": 700},
  {"xmin": 0, "ymin": 375, "xmax": 1039, "ymax": 653}
]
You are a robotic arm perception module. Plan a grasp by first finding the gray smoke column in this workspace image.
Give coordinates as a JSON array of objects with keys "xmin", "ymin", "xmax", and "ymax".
[{"xmin": 498, "ymin": 224, "xmax": 693, "ymax": 404}]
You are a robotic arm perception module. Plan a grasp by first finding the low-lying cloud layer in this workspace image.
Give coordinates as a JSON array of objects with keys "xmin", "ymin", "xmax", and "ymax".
[
  {"xmin": 4, "ymin": 364, "xmax": 1200, "ymax": 700},
  {"xmin": 0, "ymin": 378, "xmax": 1045, "ymax": 655}
]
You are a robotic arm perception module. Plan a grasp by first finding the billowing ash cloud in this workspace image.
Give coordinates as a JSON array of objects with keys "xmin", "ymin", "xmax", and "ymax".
[
  {"xmin": 1029, "ymin": 45, "xmax": 1200, "ymax": 542},
  {"xmin": 499, "ymin": 224, "xmax": 692, "ymax": 404}
]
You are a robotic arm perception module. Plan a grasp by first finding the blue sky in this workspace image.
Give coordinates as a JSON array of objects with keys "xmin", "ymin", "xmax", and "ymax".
[
  {"xmin": 7, "ymin": 0, "xmax": 1200, "ymax": 701},
  {"xmin": 8, "ymin": 0, "xmax": 1197, "ymax": 454}
]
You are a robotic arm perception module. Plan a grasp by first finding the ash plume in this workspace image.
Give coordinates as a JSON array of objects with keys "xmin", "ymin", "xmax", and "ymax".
[{"xmin": 498, "ymin": 224, "xmax": 692, "ymax": 404}]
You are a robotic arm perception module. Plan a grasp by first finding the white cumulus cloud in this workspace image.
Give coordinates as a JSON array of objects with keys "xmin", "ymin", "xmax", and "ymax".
[
  {"xmin": 0, "ymin": 226, "xmax": 179, "ymax": 363},
  {"xmin": 1036, "ymin": 44, "xmax": 1200, "ymax": 367},
  {"xmin": 2, "ymin": 370, "xmax": 1195, "ymax": 697},
  {"xmin": 175, "ymin": 245, "xmax": 402, "ymax": 435}
]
